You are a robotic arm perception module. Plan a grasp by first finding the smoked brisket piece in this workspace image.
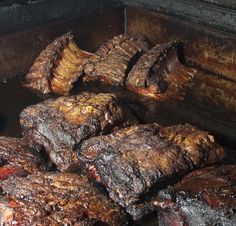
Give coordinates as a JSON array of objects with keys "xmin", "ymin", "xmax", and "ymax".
[
  {"xmin": 153, "ymin": 165, "xmax": 236, "ymax": 226},
  {"xmin": 78, "ymin": 123, "xmax": 224, "ymax": 220},
  {"xmin": 24, "ymin": 32, "xmax": 92, "ymax": 95},
  {"xmin": 0, "ymin": 173, "xmax": 127, "ymax": 226},
  {"xmin": 0, "ymin": 137, "xmax": 50, "ymax": 180},
  {"xmin": 20, "ymin": 92, "xmax": 137, "ymax": 172},
  {"xmin": 126, "ymin": 42, "xmax": 196, "ymax": 100},
  {"xmin": 84, "ymin": 34, "xmax": 149, "ymax": 85}
]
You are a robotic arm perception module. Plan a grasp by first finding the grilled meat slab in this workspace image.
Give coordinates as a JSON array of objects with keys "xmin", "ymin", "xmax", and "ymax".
[
  {"xmin": 84, "ymin": 34, "xmax": 149, "ymax": 85},
  {"xmin": 153, "ymin": 165, "xmax": 236, "ymax": 226},
  {"xmin": 0, "ymin": 173, "xmax": 127, "ymax": 226},
  {"xmin": 20, "ymin": 92, "xmax": 137, "ymax": 172},
  {"xmin": 0, "ymin": 196, "xmax": 106, "ymax": 226},
  {"xmin": 24, "ymin": 32, "xmax": 92, "ymax": 95},
  {"xmin": 126, "ymin": 42, "xmax": 196, "ymax": 100},
  {"xmin": 0, "ymin": 137, "xmax": 51, "ymax": 180},
  {"xmin": 78, "ymin": 123, "xmax": 224, "ymax": 220}
]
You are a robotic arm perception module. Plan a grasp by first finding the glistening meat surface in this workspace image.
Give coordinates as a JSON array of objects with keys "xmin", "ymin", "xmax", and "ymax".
[
  {"xmin": 126, "ymin": 41, "xmax": 196, "ymax": 100},
  {"xmin": 20, "ymin": 92, "xmax": 137, "ymax": 171},
  {"xmin": 84, "ymin": 34, "xmax": 149, "ymax": 85},
  {"xmin": 24, "ymin": 32, "xmax": 92, "ymax": 95},
  {"xmin": 78, "ymin": 123, "xmax": 224, "ymax": 220},
  {"xmin": 0, "ymin": 136, "xmax": 51, "ymax": 180},
  {"xmin": 0, "ymin": 173, "xmax": 127, "ymax": 226},
  {"xmin": 153, "ymin": 165, "xmax": 236, "ymax": 226}
]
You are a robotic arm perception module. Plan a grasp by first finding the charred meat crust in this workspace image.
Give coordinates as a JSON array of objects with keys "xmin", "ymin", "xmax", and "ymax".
[
  {"xmin": 153, "ymin": 165, "xmax": 236, "ymax": 226},
  {"xmin": 20, "ymin": 92, "xmax": 137, "ymax": 172},
  {"xmin": 126, "ymin": 41, "xmax": 196, "ymax": 100},
  {"xmin": 0, "ymin": 173, "xmax": 127, "ymax": 226},
  {"xmin": 0, "ymin": 196, "xmax": 50, "ymax": 226},
  {"xmin": 158, "ymin": 124, "xmax": 225, "ymax": 166},
  {"xmin": 78, "ymin": 123, "xmax": 224, "ymax": 220},
  {"xmin": 0, "ymin": 136, "xmax": 51, "ymax": 179},
  {"xmin": 24, "ymin": 32, "xmax": 92, "ymax": 95},
  {"xmin": 174, "ymin": 164, "xmax": 236, "ymax": 210},
  {"xmin": 24, "ymin": 33, "xmax": 196, "ymax": 103},
  {"xmin": 84, "ymin": 34, "xmax": 149, "ymax": 86}
]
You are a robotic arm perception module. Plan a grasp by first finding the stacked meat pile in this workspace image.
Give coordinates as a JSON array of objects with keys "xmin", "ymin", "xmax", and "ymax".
[{"xmin": 0, "ymin": 33, "xmax": 235, "ymax": 225}]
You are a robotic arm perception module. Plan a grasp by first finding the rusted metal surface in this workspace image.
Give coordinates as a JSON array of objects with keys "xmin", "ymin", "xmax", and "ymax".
[
  {"xmin": 0, "ymin": 8, "xmax": 124, "ymax": 80},
  {"xmin": 191, "ymin": 71, "xmax": 236, "ymax": 112},
  {"xmin": 126, "ymin": 7, "xmax": 236, "ymax": 81},
  {"xmin": 186, "ymin": 37, "xmax": 236, "ymax": 82}
]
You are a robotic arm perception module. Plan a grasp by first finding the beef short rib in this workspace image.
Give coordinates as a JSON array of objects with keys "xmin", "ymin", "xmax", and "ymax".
[
  {"xmin": 0, "ymin": 173, "xmax": 127, "ymax": 225},
  {"xmin": 126, "ymin": 41, "xmax": 196, "ymax": 101},
  {"xmin": 153, "ymin": 164, "xmax": 236, "ymax": 226},
  {"xmin": 24, "ymin": 32, "xmax": 92, "ymax": 95},
  {"xmin": 0, "ymin": 137, "xmax": 51, "ymax": 180},
  {"xmin": 20, "ymin": 92, "xmax": 137, "ymax": 172},
  {"xmin": 78, "ymin": 123, "xmax": 224, "ymax": 220},
  {"xmin": 84, "ymin": 34, "xmax": 149, "ymax": 86}
]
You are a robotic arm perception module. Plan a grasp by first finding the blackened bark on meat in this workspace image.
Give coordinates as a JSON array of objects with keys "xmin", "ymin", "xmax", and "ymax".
[
  {"xmin": 78, "ymin": 123, "xmax": 224, "ymax": 220},
  {"xmin": 0, "ymin": 137, "xmax": 51, "ymax": 180},
  {"xmin": 0, "ymin": 196, "xmax": 50, "ymax": 226},
  {"xmin": 174, "ymin": 164, "xmax": 236, "ymax": 211},
  {"xmin": 152, "ymin": 165, "xmax": 236, "ymax": 226},
  {"xmin": 0, "ymin": 173, "xmax": 127, "ymax": 226},
  {"xmin": 156, "ymin": 194, "xmax": 236, "ymax": 226},
  {"xmin": 24, "ymin": 32, "xmax": 93, "ymax": 95},
  {"xmin": 79, "ymin": 219, "xmax": 107, "ymax": 226},
  {"xmin": 126, "ymin": 41, "xmax": 196, "ymax": 101},
  {"xmin": 84, "ymin": 34, "xmax": 149, "ymax": 86},
  {"xmin": 20, "ymin": 92, "xmax": 137, "ymax": 172}
]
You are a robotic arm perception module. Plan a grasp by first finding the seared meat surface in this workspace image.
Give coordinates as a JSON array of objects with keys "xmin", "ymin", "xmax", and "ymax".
[
  {"xmin": 153, "ymin": 165, "xmax": 236, "ymax": 226},
  {"xmin": 126, "ymin": 42, "xmax": 196, "ymax": 100},
  {"xmin": 0, "ymin": 137, "xmax": 51, "ymax": 180},
  {"xmin": 24, "ymin": 32, "xmax": 196, "ymax": 105},
  {"xmin": 20, "ymin": 92, "xmax": 137, "ymax": 172},
  {"xmin": 78, "ymin": 123, "xmax": 224, "ymax": 220},
  {"xmin": 24, "ymin": 32, "xmax": 92, "ymax": 95},
  {"xmin": 158, "ymin": 124, "xmax": 224, "ymax": 166},
  {"xmin": 84, "ymin": 34, "xmax": 149, "ymax": 85},
  {"xmin": 0, "ymin": 173, "xmax": 127, "ymax": 226},
  {"xmin": 0, "ymin": 196, "xmax": 106, "ymax": 226}
]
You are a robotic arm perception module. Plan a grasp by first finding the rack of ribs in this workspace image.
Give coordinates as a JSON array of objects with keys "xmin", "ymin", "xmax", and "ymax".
[
  {"xmin": 0, "ymin": 137, "xmax": 51, "ymax": 180},
  {"xmin": 78, "ymin": 123, "xmax": 224, "ymax": 220},
  {"xmin": 24, "ymin": 33, "xmax": 196, "ymax": 103},
  {"xmin": 0, "ymin": 173, "xmax": 127, "ymax": 225},
  {"xmin": 126, "ymin": 41, "xmax": 197, "ymax": 101},
  {"xmin": 24, "ymin": 32, "xmax": 93, "ymax": 95},
  {"xmin": 84, "ymin": 34, "xmax": 149, "ymax": 86},
  {"xmin": 20, "ymin": 92, "xmax": 137, "ymax": 172},
  {"xmin": 152, "ymin": 164, "xmax": 236, "ymax": 226}
]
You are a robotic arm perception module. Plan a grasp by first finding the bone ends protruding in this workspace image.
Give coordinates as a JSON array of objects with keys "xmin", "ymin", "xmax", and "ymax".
[
  {"xmin": 24, "ymin": 32, "xmax": 93, "ymax": 95},
  {"xmin": 126, "ymin": 41, "xmax": 197, "ymax": 101}
]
